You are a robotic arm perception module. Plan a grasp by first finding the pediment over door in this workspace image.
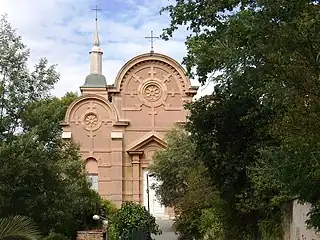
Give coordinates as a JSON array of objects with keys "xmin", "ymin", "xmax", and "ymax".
[{"xmin": 126, "ymin": 133, "xmax": 167, "ymax": 155}]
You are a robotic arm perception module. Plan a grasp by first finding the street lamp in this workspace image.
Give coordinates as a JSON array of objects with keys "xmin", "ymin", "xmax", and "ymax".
[
  {"xmin": 93, "ymin": 214, "xmax": 108, "ymax": 225},
  {"xmin": 93, "ymin": 215, "xmax": 108, "ymax": 240},
  {"xmin": 146, "ymin": 173, "xmax": 155, "ymax": 213}
]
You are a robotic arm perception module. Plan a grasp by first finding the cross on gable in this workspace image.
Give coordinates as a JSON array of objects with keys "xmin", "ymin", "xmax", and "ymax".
[{"xmin": 145, "ymin": 30, "xmax": 160, "ymax": 53}]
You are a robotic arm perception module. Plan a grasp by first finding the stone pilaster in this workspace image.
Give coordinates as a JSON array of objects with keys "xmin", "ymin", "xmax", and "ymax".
[
  {"xmin": 110, "ymin": 132, "xmax": 123, "ymax": 206},
  {"xmin": 132, "ymin": 154, "xmax": 140, "ymax": 203},
  {"xmin": 127, "ymin": 151, "xmax": 143, "ymax": 203}
]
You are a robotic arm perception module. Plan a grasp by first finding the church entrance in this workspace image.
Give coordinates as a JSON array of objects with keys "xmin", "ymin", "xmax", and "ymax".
[{"xmin": 142, "ymin": 169, "xmax": 165, "ymax": 218}]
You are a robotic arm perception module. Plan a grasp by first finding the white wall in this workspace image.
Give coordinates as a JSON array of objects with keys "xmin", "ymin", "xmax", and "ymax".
[{"xmin": 284, "ymin": 199, "xmax": 320, "ymax": 240}]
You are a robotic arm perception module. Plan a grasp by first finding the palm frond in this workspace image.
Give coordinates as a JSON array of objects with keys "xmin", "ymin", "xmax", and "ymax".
[{"xmin": 0, "ymin": 215, "xmax": 41, "ymax": 240}]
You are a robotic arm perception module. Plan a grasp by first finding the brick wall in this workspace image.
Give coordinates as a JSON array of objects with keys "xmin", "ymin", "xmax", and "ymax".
[{"xmin": 76, "ymin": 231, "xmax": 106, "ymax": 240}]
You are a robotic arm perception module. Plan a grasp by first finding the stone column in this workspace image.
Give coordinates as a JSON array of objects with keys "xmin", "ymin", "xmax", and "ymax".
[{"xmin": 110, "ymin": 132, "xmax": 123, "ymax": 206}]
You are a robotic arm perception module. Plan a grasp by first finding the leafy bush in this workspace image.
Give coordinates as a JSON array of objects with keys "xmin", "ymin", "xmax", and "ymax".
[
  {"xmin": 115, "ymin": 202, "xmax": 161, "ymax": 240},
  {"xmin": 99, "ymin": 200, "xmax": 119, "ymax": 240},
  {"xmin": 42, "ymin": 232, "xmax": 70, "ymax": 240}
]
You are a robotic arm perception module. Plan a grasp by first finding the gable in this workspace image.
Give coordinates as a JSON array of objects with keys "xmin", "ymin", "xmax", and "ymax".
[
  {"xmin": 111, "ymin": 53, "xmax": 198, "ymax": 96},
  {"xmin": 127, "ymin": 132, "xmax": 167, "ymax": 155},
  {"xmin": 62, "ymin": 94, "xmax": 119, "ymax": 125}
]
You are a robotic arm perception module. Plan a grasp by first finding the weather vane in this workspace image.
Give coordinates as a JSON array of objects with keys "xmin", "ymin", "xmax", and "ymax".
[{"xmin": 145, "ymin": 30, "xmax": 160, "ymax": 53}]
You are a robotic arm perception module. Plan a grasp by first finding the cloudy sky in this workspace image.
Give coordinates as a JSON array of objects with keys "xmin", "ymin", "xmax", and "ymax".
[{"xmin": 0, "ymin": 0, "xmax": 213, "ymax": 98}]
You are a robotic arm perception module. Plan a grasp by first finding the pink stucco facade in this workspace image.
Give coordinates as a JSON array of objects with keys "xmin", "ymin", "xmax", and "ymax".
[{"xmin": 61, "ymin": 52, "xmax": 198, "ymax": 217}]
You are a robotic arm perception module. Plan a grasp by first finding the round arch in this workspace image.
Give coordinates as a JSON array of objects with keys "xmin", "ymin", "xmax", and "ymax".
[
  {"xmin": 64, "ymin": 94, "xmax": 119, "ymax": 124},
  {"xmin": 85, "ymin": 157, "xmax": 98, "ymax": 174},
  {"xmin": 113, "ymin": 52, "xmax": 192, "ymax": 91}
]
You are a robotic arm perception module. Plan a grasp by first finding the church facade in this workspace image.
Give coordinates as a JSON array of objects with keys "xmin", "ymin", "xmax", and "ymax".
[{"xmin": 60, "ymin": 22, "xmax": 198, "ymax": 218}]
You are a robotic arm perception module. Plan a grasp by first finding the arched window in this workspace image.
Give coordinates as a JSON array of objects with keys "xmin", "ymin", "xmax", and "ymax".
[{"xmin": 85, "ymin": 157, "xmax": 98, "ymax": 191}]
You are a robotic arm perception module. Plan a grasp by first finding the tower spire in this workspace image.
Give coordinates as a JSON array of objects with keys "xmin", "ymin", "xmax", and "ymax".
[
  {"xmin": 92, "ymin": 4, "xmax": 101, "ymax": 47},
  {"xmin": 89, "ymin": 3, "xmax": 103, "ymax": 74},
  {"xmin": 81, "ymin": 2, "xmax": 107, "ymax": 90}
]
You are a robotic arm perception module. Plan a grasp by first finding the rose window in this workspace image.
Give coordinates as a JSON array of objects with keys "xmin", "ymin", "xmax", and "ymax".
[
  {"xmin": 144, "ymin": 84, "xmax": 161, "ymax": 101},
  {"xmin": 85, "ymin": 113, "xmax": 99, "ymax": 129}
]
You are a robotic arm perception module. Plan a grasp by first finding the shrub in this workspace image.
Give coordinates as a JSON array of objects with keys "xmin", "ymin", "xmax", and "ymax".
[
  {"xmin": 42, "ymin": 232, "xmax": 70, "ymax": 240},
  {"xmin": 115, "ymin": 202, "xmax": 161, "ymax": 240},
  {"xmin": 99, "ymin": 200, "xmax": 119, "ymax": 240}
]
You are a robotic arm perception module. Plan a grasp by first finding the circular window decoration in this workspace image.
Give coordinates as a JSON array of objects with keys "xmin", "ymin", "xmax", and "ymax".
[
  {"xmin": 138, "ymin": 80, "xmax": 167, "ymax": 107},
  {"xmin": 84, "ymin": 113, "xmax": 99, "ymax": 130},
  {"xmin": 144, "ymin": 84, "xmax": 161, "ymax": 102}
]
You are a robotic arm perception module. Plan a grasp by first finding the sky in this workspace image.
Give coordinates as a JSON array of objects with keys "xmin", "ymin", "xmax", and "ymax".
[{"xmin": 0, "ymin": 0, "xmax": 214, "ymax": 98}]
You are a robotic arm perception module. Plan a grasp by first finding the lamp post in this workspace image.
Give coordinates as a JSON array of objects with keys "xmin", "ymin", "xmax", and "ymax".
[
  {"xmin": 146, "ymin": 173, "xmax": 155, "ymax": 213},
  {"xmin": 93, "ymin": 215, "xmax": 108, "ymax": 240}
]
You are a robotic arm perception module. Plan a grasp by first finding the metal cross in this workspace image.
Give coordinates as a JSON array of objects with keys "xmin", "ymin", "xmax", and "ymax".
[
  {"xmin": 145, "ymin": 31, "xmax": 159, "ymax": 53},
  {"xmin": 91, "ymin": 4, "xmax": 102, "ymax": 21}
]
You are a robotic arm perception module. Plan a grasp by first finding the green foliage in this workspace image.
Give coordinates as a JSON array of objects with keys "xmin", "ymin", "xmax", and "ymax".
[
  {"xmin": 0, "ymin": 94, "xmax": 103, "ymax": 238},
  {"xmin": 185, "ymin": 85, "xmax": 286, "ymax": 239},
  {"xmin": 0, "ymin": 216, "xmax": 41, "ymax": 240},
  {"xmin": 42, "ymin": 232, "xmax": 70, "ymax": 240},
  {"xmin": 150, "ymin": 129, "xmax": 218, "ymax": 239},
  {"xmin": 21, "ymin": 92, "xmax": 78, "ymax": 141},
  {"xmin": 0, "ymin": 14, "xmax": 103, "ymax": 239},
  {"xmin": 0, "ymin": 15, "xmax": 59, "ymax": 141},
  {"xmin": 150, "ymin": 128, "xmax": 197, "ymax": 207},
  {"xmin": 115, "ymin": 202, "xmax": 161, "ymax": 240},
  {"xmin": 161, "ymin": 0, "xmax": 320, "ymax": 237},
  {"xmin": 99, "ymin": 200, "xmax": 119, "ymax": 240}
]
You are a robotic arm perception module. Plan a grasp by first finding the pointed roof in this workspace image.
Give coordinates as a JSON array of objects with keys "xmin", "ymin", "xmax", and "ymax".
[
  {"xmin": 93, "ymin": 19, "xmax": 100, "ymax": 47},
  {"xmin": 90, "ymin": 17, "xmax": 102, "ymax": 53},
  {"xmin": 82, "ymin": 7, "xmax": 106, "ymax": 89},
  {"xmin": 127, "ymin": 132, "xmax": 167, "ymax": 155}
]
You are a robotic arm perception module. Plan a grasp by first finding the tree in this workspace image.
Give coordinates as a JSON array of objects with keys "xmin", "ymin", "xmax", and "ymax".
[
  {"xmin": 0, "ymin": 216, "xmax": 41, "ymax": 240},
  {"xmin": 161, "ymin": 0, "xmax": 320, "ymax": 235},
  {"xmin": 0, "ymin": 14, "xmax": 58, "ymax": 141},
  {"xmin": 0, "ymin": 94, "xmax": 103, "ymax": 238},
  {"xmin": 149, "ymin": 128, "xmax": 197, "ymax": 207},
  {"xmin": 0, "ymin": 15, "xmax": 103, "ymax": 239},
  {"xmin": 186, "ymin": 85, "xmax": 290, "ymax": 239},
  {"xmin": 149, "ymin": 128, "xmax": 218, "ymax": 239}
]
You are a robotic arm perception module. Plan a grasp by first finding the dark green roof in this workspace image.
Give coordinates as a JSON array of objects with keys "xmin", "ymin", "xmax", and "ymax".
[{"xmin": 82, "ymin": 73, "xmax": 107, "ymax": 88}]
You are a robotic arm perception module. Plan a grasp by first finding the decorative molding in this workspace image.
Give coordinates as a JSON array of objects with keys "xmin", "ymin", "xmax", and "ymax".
[
  {"xmin": 164, "ymin": 103, "xmax": 182, "ymax": 111},
  {"xmin": 144, "ymin": 84, "xmax": 161, "ymax": 102},
  {"xmin": 137, "ymin": 79, "xmax": 167, "ymax": 108},
  {"xmin": 122, "ymin": 103, "xmax": 143, "ymax": 111},
  {"xmin": 60, "ymin": 121, "xmax": 69, "ymax": 127},
  {"xmin": 61, "ymin": 131, "xmax": 71, "ymax": 139},
  {"xmin": 126, "ymin": 133, "xmax": 167, "ymax": 153},
  {"xmin": 64, "ymin": 94, "xmax": 119, "ymax": 125},
  {"xmin": 111, "ymin": 132, "xmax": 123, "ymax": 139},
  {"xmin": 114, "ymin": 53, "xmax": 193, "ymax": 92},
  {"xmin": 113, "ymin": 120, "xmax": 130, "ymax": 127},
  {"xmin": 127, "ymin": 150, "xmax": 144, "ymax": 155},
  {"xmin": 83, "ymin": 112, "xmax": 101, "ymax": 131}
]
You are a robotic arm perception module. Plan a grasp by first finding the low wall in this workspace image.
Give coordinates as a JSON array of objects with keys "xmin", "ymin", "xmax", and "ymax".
[{"xmin": 77, "ymin": 231, "xmax": 106, "ymax": 240}]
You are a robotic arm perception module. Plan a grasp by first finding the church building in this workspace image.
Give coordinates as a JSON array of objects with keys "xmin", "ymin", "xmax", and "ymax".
[{"xmin": 60, "ymin": 17, "xmax": 198, "ymax": 219}]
